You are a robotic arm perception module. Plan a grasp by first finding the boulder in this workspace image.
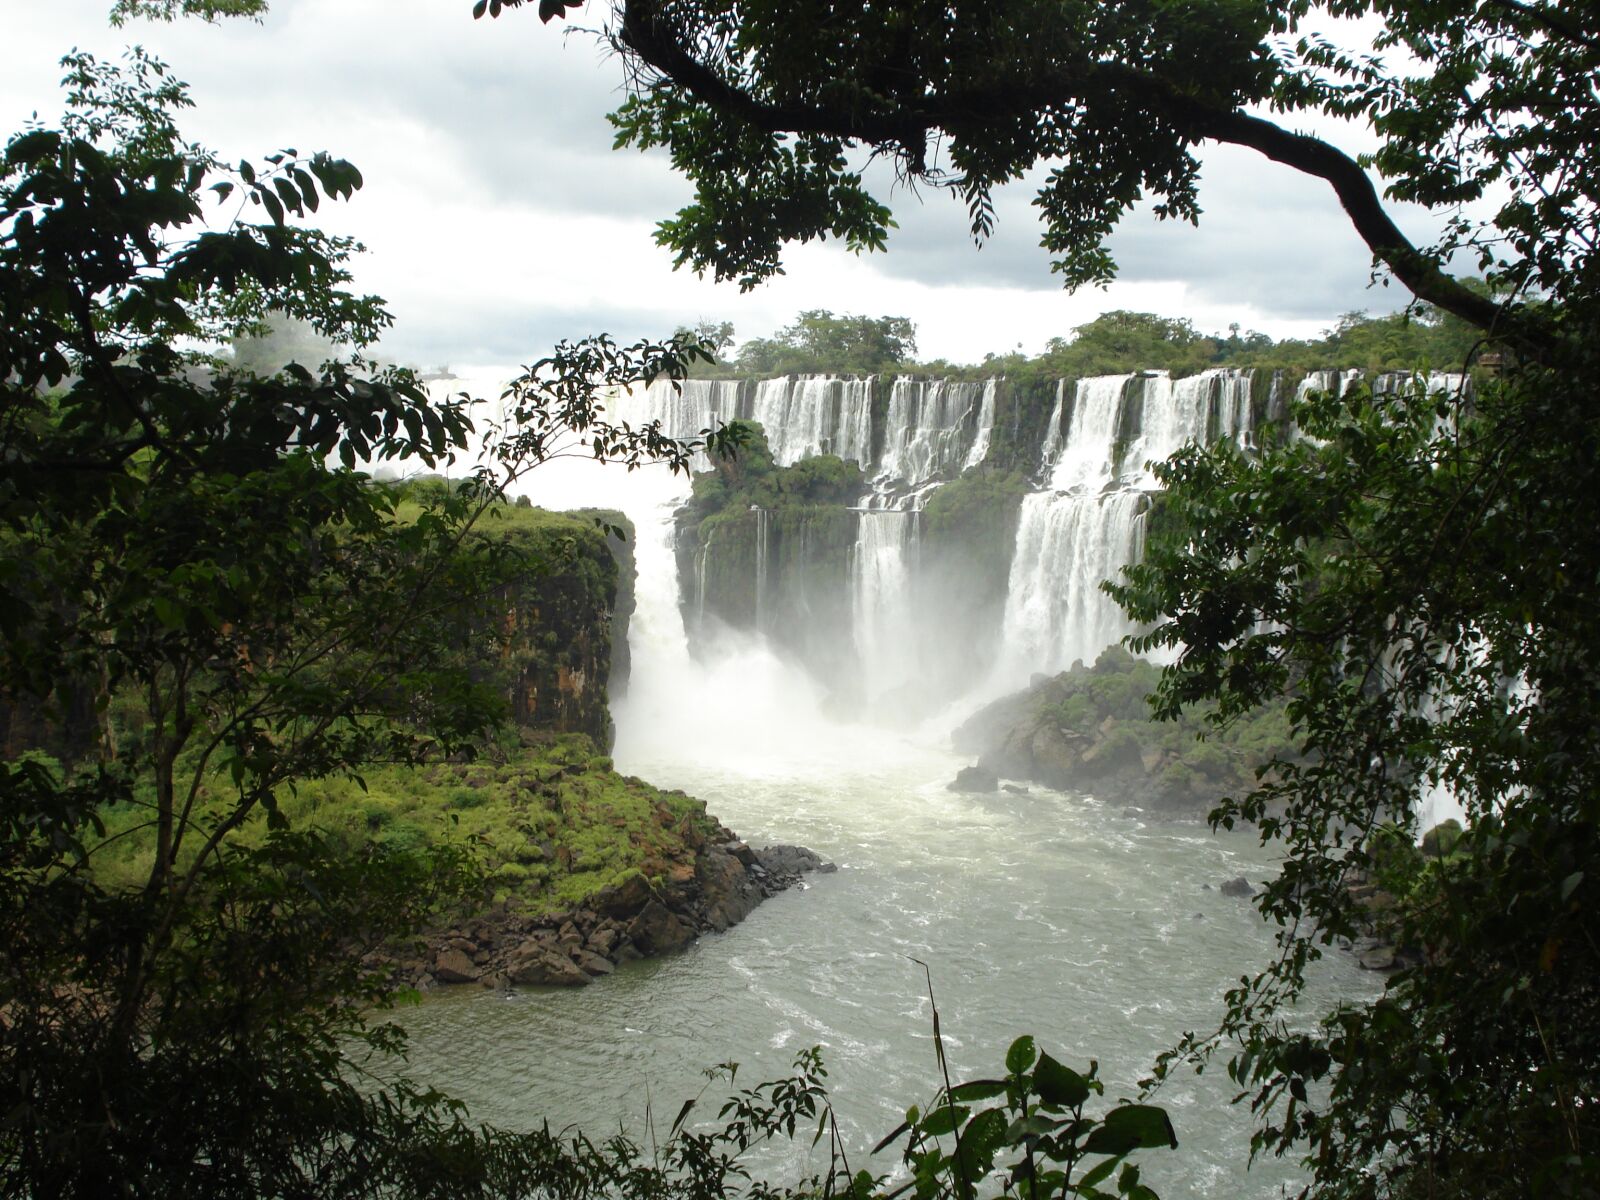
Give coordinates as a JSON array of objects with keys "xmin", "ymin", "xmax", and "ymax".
[
  {"xmin": 697, "ymin": 844, "xmax": 764, "ymax": 932},
  {"xmin": 1028, "ymin": 725, "xmax": 1082, "ymax": 786},
  {"xmin": 432, "ymin": 948, "xmax": 479, "ymax": 984},
  {"xmin": 757, "ymin": 844, "xmax": 832, "ymax": 878},
  {"xmin": 1002, "ymin": 783, "xmax": 1031, "ymax": 796},
  {"xmin": 948, "ymin": 764, "xmax": 999, "ymax": 793},
  {"xmin": 592, "ymin": 873, "xmax": 657, "ymax": 921},
  {"xmin": 1358, "ymin": 946, "xmax": 1398, "ymax": 971},
  {"xmin": 627, "ymin": 900, "xmax": 695, "ymax": 956},
  {"xmin": 507, "ymin": 946, "xmax": 590, "ymax": 987},
  {"xmin": 721, "ymin": 839, "xmax": 759, "ymax": 868},
  {"xmin": 572, "ymin": 950, "xmax": 615, "ymax": 977},
  {"xmin": 1220, "ymin": 876, "xmax": 1254, "ymax": 898}
]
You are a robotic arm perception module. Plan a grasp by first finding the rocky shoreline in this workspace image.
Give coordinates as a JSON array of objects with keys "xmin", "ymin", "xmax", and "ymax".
[{"xmin": 384, "ymin": 825, "xmax": 834, "ymax": 991}]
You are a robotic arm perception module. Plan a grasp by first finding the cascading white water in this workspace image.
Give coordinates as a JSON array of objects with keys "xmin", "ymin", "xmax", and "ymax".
[
  {"xmin": 754, "ymin": 507, "xmax": 770, "ymax": 633},
  {"xmin": 961, "ymin": 379, "xmax": 999, "ymax": 471},
  {"xmin": 851, "ymin": 510, "xmax": 919, "ymax": 706},
  {"xmin": 1121, "ymin": 369, "xmax": 1256, "ymax": 488},
  {"xmin": 1045, "ymin": 375, "xmax": 1133, "ymax": 493},
  {"xmin": 610, "ymin": 378, "xmax": 744, "ymax": 471},
  {"xmin": 874, "ymin": 379, "xmax": 990, "ymax": 494},
  {"xmin": 751, "ymin": 377, "xmax": 874, "ymax": 467},
  {"xmin": 993, "ymin": 491, "xmax": 1148, "ymax": 686},
  {"xmin": 1036, "ymin": 380, "xmax": 1067, "ymax": 475},
  {"xmin": 613, "ymin": 378, "xmax": 742, "ymax": 435}
]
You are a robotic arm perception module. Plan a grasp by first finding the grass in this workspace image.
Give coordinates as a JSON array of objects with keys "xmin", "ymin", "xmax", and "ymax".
[{"xmin": 90, "ymin": 731, "xmax": 718, "ymax": 915}]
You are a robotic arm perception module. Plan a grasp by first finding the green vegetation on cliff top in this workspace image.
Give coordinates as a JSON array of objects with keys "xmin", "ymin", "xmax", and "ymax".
[{"xmin": 687, "ymin": 305, "xmax": 1487, "ymax": 385}]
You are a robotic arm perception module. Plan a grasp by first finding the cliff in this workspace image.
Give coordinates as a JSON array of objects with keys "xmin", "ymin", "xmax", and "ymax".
[{"xmin": 485, "ymin": 505, "xmax": 636, "ymax": 750}]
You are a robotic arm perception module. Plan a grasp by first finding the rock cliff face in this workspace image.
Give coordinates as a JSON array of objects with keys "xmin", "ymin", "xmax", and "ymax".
[
  {"xmin": 493, "ymin": 508, "xmax": 635, "ymax": 750},
  {"xmin": 0, "ymin": 504, "xmax": 639, "ymax": 763}
]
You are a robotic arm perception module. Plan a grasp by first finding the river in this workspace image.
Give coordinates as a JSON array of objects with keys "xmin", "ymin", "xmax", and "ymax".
[{"xmin": 389, "ymin": 462, "xmax": 1372, "ymax": 1199}]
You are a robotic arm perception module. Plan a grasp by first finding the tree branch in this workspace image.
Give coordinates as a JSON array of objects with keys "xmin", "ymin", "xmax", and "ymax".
[{"xmin": 614, "ymin": 0, "xmax": 1550, "ymax": 356}]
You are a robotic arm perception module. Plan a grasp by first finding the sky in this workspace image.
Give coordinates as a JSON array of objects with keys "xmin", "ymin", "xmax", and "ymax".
[{"xmin": 1, "ymin": 0, "xmax": 1444, "ymax": 371}]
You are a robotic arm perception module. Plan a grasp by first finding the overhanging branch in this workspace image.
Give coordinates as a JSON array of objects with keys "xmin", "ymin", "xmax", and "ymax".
[{"xmin": 614, "ymin": 0, "xmax": 1547, "ymax": 355}]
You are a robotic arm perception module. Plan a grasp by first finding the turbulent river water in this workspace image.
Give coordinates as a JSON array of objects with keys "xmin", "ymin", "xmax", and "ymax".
[{"xmin": 390, "ymin": 453, "xmax": 1375, "ymax": 1198}]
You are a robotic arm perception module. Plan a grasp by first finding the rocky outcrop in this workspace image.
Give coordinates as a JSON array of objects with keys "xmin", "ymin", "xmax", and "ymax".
[
  {"xmin": 952, "ymin": 647, "xmax": 1297, "ymax": 813},
  {"xmin": 388, "ymin": 830, "xmax": 835, "ymax": 992},
  {"xmin": 494, "ymin": 510, "xmax": 635, "ymax": 751},
  {"xmin": 948, "ymin": 764, "xmax": 999, "ymax": 793}
]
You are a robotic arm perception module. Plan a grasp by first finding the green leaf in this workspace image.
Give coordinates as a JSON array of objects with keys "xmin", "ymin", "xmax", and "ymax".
[
  {"xmin": 1034, "ymin": 1053, "xmax": 1091, "ymax": 1109},
  {"xmin": 1083, "ymin": 1106, "xmax": 1177, "ymax": 1156},
  {"xmin": 918, "ymin": 1104, "xmax": 970, "ymax": 1138},
  {"xmin": 1006, "ymin": 1035, "xmax": 1038, "ymax": 1075},
  {"xmin": 1078, "ymin": 1157, "xmax": 1120, "ymax": 1189}
]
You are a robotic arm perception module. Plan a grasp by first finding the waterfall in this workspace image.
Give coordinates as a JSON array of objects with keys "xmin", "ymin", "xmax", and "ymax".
[
  {"xmin": 611, "ymin": 364, "xmax": 1433, "ymax": 724},
  {"xmin": 961, "ymin": 379, "xmax": 999, "ymax": 471},
  {"xmin": 1037, "ymin": 380, "xmax": 1067, "ymax": 476},
  {"xmin": 994, "ymin": 490, "xmax": 1148, "ymax": 685},
  {"xmin": 613, "ymin": 377, "xmax": 741, "ymax": 434},
  {"xmin": 1044, "ymin": 375, "xmax": 1134, "ymax": 492},
  {"xmin": 750, "ymin": 376, "xmax": 874, "ymax": 467},
  {"xmin": 610, "ymin": 378, "xmax": 744, "ymax": 471},
  {"xmin": 852, "ymin": 510, "xmax": 919, "ymax": 706},
  {"xmin": 874, "ymin": 379, "xmax": 989, "ymax": 493},
  {"xmin": 754, "ymin": 507, "xmax": 769, "ymax": 632},
  {"xmin": 1120, "ymin": 369, "xmax": 1256, "ymax": 487}
]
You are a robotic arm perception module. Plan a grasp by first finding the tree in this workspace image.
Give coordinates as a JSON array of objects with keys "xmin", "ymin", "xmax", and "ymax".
[
  {"xmin": 485, "ymin": 0, "xmax": 1594, "ymax": 360},
  {"xmin": 1112, "ymin": 358, "xmax": 1600, "ymax": 1199},
  {"xmin": 734, "ymin": 310, "xmax": 917, "ymax": 375},
  {"xmin": 1040, "ymin": 312, "xmax": 1214, "ymax": 378},
  {"xmin": 674, "ymin": 318, "xmax": 736, "ymax": 358},
  {"xmin": 0, "ymin": 50, "xmax": 723, "ymax": 1196}
]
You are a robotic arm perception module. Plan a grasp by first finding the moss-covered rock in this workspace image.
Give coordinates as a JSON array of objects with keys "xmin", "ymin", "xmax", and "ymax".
[
  {"xmin": 463, "ymin": 504, "xmax": 635, "ymax": 751},
  {"xmin": 952, "ymin": 645, "xmax": 1299, "ymax": 811}
]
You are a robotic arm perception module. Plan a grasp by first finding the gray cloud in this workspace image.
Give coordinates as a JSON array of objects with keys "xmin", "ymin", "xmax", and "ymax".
[
  {"xmin": 864, "ymin": 142, "xmax": 1437, "ymax": 325},
  {"xmin": 375, "ymin": 297, "xmax": 705, "ymax": 371}
]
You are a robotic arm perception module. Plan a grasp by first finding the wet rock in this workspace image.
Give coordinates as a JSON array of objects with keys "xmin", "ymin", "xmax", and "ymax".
[
  {"xmin": 1358, "ymin": 947, "xmax": 1398, "ymax": 972},
  {"xmin": 697, "ymin": 844, "xmax": 764, "ymax": 932},
  {"xmin": 628, "ymin": 900, "xmax": 695, "ymax": 956},
  {"xmin": 593, "ymin": 875, "xmax": 655, "ymax": 921},
  {"xmin": 757, "ymin": 844, "xmax": 833, "ymax": 878},
  {"xmin": 722, "ymin": 840, "xmax": 759, "ymax": 868},
  {"xmin": 572, "ymin": 950, "xmax": 615, "ymax": 977},
  {"xmin": 508, "ymin": 946, "xmax": 589, "ymax": 987},
  {"xmin": 1220, "ymin": 876, "xmax": 1254, "ymax": 898},
  {"xmin": 1002, "ymin": 783, "xmax": 1030, "ymax": 796},
  {"xmin": 948, "ymin": 764, "xmax": 999, "ymax": 793}
]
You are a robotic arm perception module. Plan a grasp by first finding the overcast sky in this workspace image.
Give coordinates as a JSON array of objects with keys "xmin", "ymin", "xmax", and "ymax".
[{"xmin": 2, "ymin": 0, "xmax": 1444, "ymax": 370}]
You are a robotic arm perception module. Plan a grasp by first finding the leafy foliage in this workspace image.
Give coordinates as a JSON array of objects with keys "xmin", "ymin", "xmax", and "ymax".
[
  {"xmin": 0, "ymin": 52, "xmax": 724, "ymax": 1196},
  {"xmin": 1114, "ymin": 367, "xmax": 1600, "ymax": 1196},
  {"xmin": 872, "ymin": 1008, "xmax": 1177, "ymax": 1200},
  {"xmin": 493, "ymin": 0, "xmax": 1584, "ymax": 348},
  {"xmin": 732, "ymin": 310, "xmax": 918, "ymax": 377}
]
